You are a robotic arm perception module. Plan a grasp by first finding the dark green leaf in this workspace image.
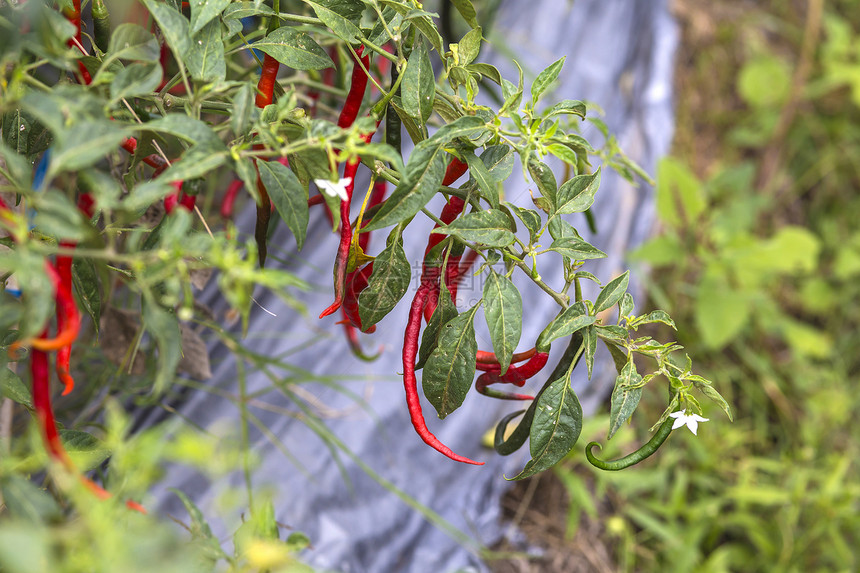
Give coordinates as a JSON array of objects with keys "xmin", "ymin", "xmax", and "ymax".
[
  {"xmin": 141, "ymin": 0, "xmax": 191, "ymax": 56},
  {"xmin": 186, "ymin": 19, "xmax": 226, "ymax": 82},
  {"xmin": 510, "ymin": 371, "xmax": 582, "ymax": 480},
  {"xmin": 257, "ymin": 161, "xmax": 309, "ymax": 250},
  {"xmin": 556, "ymin": 168, "xmax": 601, "ymax": 215},
  {"xmin": 405, "ymin": 9, "xmax": 443, "ymax": 53},
  {"xmin": 608, "ymin": 361, "xmax": 643, "ymax": 439},
  {"xmin": 423, "ymin": 305, "xmax": 479, "ymax": 418},
  {"xmin": 482, "ymin": 270, "xmax": 522, "ymax": 374},
  {"xmin": 603, "ymin": 339, "xmax": 628, "ymax": 373},
  {"xmin": 536, "ymin": 303, "xmax": 595, "ymax": 352},
  {"xmin": 530, "ymin": 56, "xmax": 565, "ymax": 106},
  {"xmin": 548, "ymin": 236, "xmax": 607, "ymax": 260},
  {"xmin": 305, "ymin": 0, "xmax": 365, "ymax": 43},
  {"xmin": 253, "ymin": 27, "xmax": 334, "ymax": 70},
  {"xmin": 433, "ymin": 209, "xmax": 516, "ymax": 247},
  {"xmin": 402, "ymin": 39, "xmax": 435, "ymax": 123},
  {"xmin": 594, "ymin": 270, "xmax": 629, "ymax": 314},
  {"xmin": 60, "ymin": 429, "xmax": 111, "ymax": 470},
  {"xmin": 528, "ymin": 158, "xmax": 557, "ymax": 207},
  {"xmin": 596, "ymin": 324, "xmax": 628, "ymax": 341},
  {"xmin": 466, "ymin": 62, "xmax": 502, "ymax": 85},
  {"xmin": 189, "ymin": 0, "xmax": 231, "ymax": 35},
  {"xmin": 358, "ymin": 239, "xmax": 410, "ymax": 330}
]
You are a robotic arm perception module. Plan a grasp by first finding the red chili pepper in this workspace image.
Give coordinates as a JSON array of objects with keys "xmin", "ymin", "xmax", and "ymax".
[
  {"xmin": 474, "ymin": 352, "xmax": 549, "ymax": 401},
  {"xmin": 475, "ymin": 347, "xmax": 538, "ymax": 371},
  {"xmin": 220, "ymin": 180, "xmax": 243, "ymax": 219},
  {"xmin": 255, "ymin": 54, "xmax": 280, "ymax": 108},
  {"xmin": 54, "ymin": 246, "xmax": 76, "ymax": 396},
  {"xmin": 337, "ymin": 46, "xmax": 370, "ymax": 129},
  {"xmin": 403, "ymin": 283, "xmax": 483, "ymax": 465}
]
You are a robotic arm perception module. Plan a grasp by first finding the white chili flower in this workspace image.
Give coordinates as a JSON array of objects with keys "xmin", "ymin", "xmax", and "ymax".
[
  {"xmin": 315, "ymin": 177, "xmax": 352, "ymax": 202},
  {"xmin": 669, "ymin": 410, "xmax": 709, "ymax": 435}
]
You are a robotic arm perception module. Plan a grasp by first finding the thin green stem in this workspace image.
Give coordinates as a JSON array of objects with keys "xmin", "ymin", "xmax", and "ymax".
[{"xmin": 515, "ymin": 260, "xmax": 569, "ymax": 308}]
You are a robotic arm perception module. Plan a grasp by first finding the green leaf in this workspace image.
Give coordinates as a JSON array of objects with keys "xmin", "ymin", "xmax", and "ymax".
[
  {"xmin": 456, "ymin": 26, "xmax": 482, "ymax": 65},
  {"xmin": 450, "ymin": 0, "xmax": 478, "ymax": 28},
  {"xmin": 594, "ymin": 270, "xmax": 629, "ymax": 314},
  {"xmin": 656, "ymin": 156, "xmax": 705, "ymax": 228},
  {"xmin": 141, "ymin": 0, "xmax": 191, "ymax": 57},
  {"xmin": 110, "ymin": 62, "xmax": 162, "ymax": 101},
  {"xmin": 222, "ymin": 1, "xmax": 275, "ymax": 20},
  {"xmin": 545, "ymin": 99, "xmax": 587, "ymax": 119},
  {"xmin": 0, "ymin": 367, "xmax": 33, "ymax": 409},
  {"xmin": 417, "ymin": 280, "xmax": 459, "ymax": 369},
  {"xmin": 142, "ymin": 300, "xmax": 182, "ymax": 395},
  {"xmin": 608, "ymin": 361, "xmax": 643, "ymax": 439},
  {"xmin": 528, "ymin": 158, "xmax": 557, "ymax": 207},
  {"xmin": 433, "ymin": 209, "xmax": 516, "ymax": 247},
  {"xmin": 619, "ymin": 293, "xmax": 634, "ymax": 319},
  {"xmin": 530, "ymin": 56, "xmax": 565, "ymax": 106},
  {"xmin": 480, "ymin": 145, "xmax": 515, "ymax": 183},
  {"xmin": 482, "ymin": 271, "xmax": 522, "ymax": 374},
  {"xmin": 405, "ymin": 9, "xmax": 443, "ymax": 53},
  {"xmin": 231, "ymin": 82, "xmax": 254, "ymax": 137},
  {"xmin": 189, "ymin": 0, "xmax": 231, "ymax": 35},
  {"xmin": 59, "ymin": 429, "xmax": 111, "ymax": 471},
  {"xmin": 257, "ymin": 161, "xmax": 309, "ymax": 250},
  {"xmin": 689, "ymin": 375, "xmax": 733, "ymax": 421},
  {"xmin": 556, "ymin": 167, "xmax": 601, "ymax": 215},
  {"xmin": 186, "ymin": 19, "xmax": 226, "ymax": 82},
  {"xmin": 72, "ymin": 258, "xmax": 102, "ymax": 332},
  {"xmin": 105, "ymin": 23, "xmax": 160, "ymax": 63},
  {"xmin": 548, "ymin": 236, "xmax": 607, "ymax": 260},
  {"xmin": 584, "ymin": 324, "xmax": 597, "ymax": 378},
  {"xmin": 253, "ymin": 27, "xmax": 334, "ymax": 70},
  {"xmin": 464, "ymin": 151, "xmax": 498, "ymax": 207},
  {"xmin": 466, "ymin": 62, "xmax": 502, "ymax": 85},
  {"xmin": 504, "ymin": 202, "xmax": 541, "ymax": 242},
  {"xmin": 510, "ymin": 371, "xmax": 582, "ymax": 480},
  {"xmin": 536, "ymin": 303, "xmax": 596, "ymax": 352},
  {"xmin": 305, "ymin": 0, "xmax": 365, "ymax": 43},
  {"xmin": 402, "ymin": 39, "xmax": 435, "ymax": 123},
  {"xmin": 639, "ymin": 309, "xmax": 676, "ymax": 330},
  {"xmin": 358, "ymin": 239, "xmax": 410, "ymax": 330},
  {"xmin": 423, "ymin": 305, "xmax": 479, "ymax": 418},
  {"xmin": 366, "ymin": 117, "xmax": 485, "ymax": 230}
]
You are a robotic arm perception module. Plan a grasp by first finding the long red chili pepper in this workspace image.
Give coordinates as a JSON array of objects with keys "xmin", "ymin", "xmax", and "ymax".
[
  {"xmin": 32, "ymin": 336, "xmax": 146, "ymax": 512},
  {"xmin": 255, "ymin": 54, "xmax": 280, "ymax": 108},
  {"xmin": 403, "ymin": 283, "xmax": 483, "ymax": 465},
  {"xmin": 475, "ymin": 347, "xmax": 538, "ymax": 371},
  {"xmin": 252, "ymin": 51, "xmax": 281, "ymax": 266},
  {"xmin": 54, "ymin": 246, "xmax": 76, "ymax": 395}
]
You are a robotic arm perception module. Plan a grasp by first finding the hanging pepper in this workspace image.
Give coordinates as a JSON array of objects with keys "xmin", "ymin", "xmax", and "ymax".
[
  {"xmin": 585, "ymin": 417, "xmax": 674, "ymax": 470},
  {"xmin": 62, "ymin": 0, "xmax": 92, "ymax": 84},
  {"xmin": 403, "ymin": 283, "xmax": 483, "ymax": 465},
  {"xmin": 319, "ymin": 46, "xmax": 373, "ymax": 318},
  {"xmin": 91, "ymin": 0, "xmax": 111, "ymax": 53},
  {"xmin": 11, "ymin": 261, "xmax": 80, "ymax": 353}
]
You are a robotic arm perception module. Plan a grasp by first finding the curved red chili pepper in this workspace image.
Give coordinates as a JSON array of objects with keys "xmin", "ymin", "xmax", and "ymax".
[
  {"xmin": 220, "ymin": 180, "xmax": 243, "ymax": 219},
  {"xmin": 11, "ymin": 261, "xmax": 81, "ymax": 354},
  {"xmin": 255, "ymin": 54, "xmax": 280, "ymax": 108},
  {"xmin": 403, "ymin": 284, "xmax": 483, "ymax": 465},
  {"xmin": 54, "ymin": 246, "xmax": 76, "ymax": 395},
  {"xmin": 474, "ymin": 352, "xmax": 549, "ymax": 402}
]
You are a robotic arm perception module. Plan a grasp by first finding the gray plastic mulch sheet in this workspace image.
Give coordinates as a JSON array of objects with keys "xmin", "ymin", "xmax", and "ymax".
[{"xmin": 139, "ymin": 1, "xmax": 677, "ymax": 571}]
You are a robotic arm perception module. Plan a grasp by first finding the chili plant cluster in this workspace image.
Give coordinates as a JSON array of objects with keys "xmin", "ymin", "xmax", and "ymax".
[{"xmin": 0, "ymin": 0, "xmax": 730, "ymax": 513}]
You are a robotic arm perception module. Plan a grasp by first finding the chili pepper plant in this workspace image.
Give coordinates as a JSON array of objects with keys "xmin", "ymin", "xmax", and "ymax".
[{"xmin": 0, "ymin": 0, "xmax": 730, "ymax": 537}]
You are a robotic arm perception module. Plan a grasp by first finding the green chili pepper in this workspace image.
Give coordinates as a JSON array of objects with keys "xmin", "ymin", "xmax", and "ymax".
[{"xmin": 585, "ymin": 417, "xmax": 674, "ymax": 471}]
